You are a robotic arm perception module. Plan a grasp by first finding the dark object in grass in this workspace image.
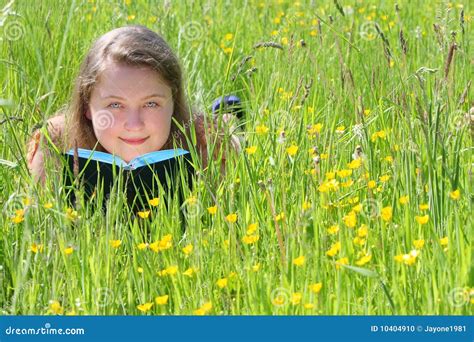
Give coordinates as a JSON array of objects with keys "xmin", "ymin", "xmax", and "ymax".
[{"xmin": 211, "ymin": 95, "xmax": 244, "ymax": 120}]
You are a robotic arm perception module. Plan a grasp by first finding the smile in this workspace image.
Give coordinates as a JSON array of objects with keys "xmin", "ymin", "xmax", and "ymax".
[{"xmin": 119, "ymin": 137, "xmax": 149, "ymax": 145}]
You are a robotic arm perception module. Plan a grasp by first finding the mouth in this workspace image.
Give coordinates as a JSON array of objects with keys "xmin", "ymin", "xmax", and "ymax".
[{"xmin": 119, "ymin": 136, "xmax": 149, "ymax": 145}]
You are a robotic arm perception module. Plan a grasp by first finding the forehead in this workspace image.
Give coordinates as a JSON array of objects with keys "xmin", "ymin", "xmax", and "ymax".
[{"xmin": 93, "ymin": 61, "xmax": 171, "ymax": 97}]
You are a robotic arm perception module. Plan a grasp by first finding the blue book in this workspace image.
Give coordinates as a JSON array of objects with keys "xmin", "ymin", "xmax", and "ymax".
[{"xmin": 62, "ymin": 148, "xmax": 195, "ymax": 210}]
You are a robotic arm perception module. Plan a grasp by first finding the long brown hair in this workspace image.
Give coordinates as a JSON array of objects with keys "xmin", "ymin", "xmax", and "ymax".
[{"xmin": 64, "ymin": 25, "xmax": 191, "ymax": 152}]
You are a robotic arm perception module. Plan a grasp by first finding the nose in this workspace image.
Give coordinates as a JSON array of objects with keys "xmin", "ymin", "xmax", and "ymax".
[{"xmin": 124, "ymin": 108, "xmax": 145, "ymax": 131}]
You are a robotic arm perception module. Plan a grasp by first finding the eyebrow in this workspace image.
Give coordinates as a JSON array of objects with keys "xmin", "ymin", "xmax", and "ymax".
[{"xmin": 101, "ymin": 94, "xmax": 167, "ymax": 100}]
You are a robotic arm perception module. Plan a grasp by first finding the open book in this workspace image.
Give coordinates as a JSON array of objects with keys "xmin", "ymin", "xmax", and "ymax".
[{"xmin": 63, "ymin": 148, "xmax": 195, "ymax": 210}]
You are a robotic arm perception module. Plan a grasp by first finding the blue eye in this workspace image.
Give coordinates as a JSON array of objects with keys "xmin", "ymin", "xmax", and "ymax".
[
  {"xmin": 108, "ymin": 103, "xmax": 121, "ymax": 109},
  {"xmin": 145, "ymin": 101, "xmax": 159, "ymax": 108}
]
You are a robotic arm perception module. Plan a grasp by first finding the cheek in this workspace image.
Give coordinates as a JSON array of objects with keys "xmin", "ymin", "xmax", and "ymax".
[
  {"xmin": 91, "ymin": 109, "xmax": 117, "ymax": 129},
  {"xmin": 147, "ymin": 114, "xmax": 172, "ymax": 133},
  {"xmin": 92, "ymin": 114, "xmax": 120, "ymax": 141}
]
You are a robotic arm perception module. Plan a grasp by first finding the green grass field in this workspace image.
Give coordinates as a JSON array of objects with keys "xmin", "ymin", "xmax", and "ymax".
[{"xmin": 0, "ymin": 0, "xmax": 472, "ymax": 315}]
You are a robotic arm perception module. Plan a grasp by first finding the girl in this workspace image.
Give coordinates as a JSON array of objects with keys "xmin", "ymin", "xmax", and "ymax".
[{"xmin": 26, "ymin": 25, "xmax": 241, "ymax": 184}]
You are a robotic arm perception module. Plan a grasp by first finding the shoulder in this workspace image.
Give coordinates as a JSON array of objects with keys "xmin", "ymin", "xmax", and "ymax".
[{"xmin": 26, "ymin": 114, "xmax": 66, "ymax": 177}]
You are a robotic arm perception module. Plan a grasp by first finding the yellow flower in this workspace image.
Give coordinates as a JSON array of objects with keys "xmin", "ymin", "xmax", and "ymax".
[
  {"xmin": 216, "ymin": 277, "xmax": 228, "ymax": 288},
  {"xmin": 419, "ymin": 203, "xmax": 429, "ymax": 210},
  {"xmin": 64, "ymin": 247, "xmax": 74, "ymax": 255},
  {"xmin": 242, "ymin": 234, "xmax": 259, "ymax": 244},
  {"xmin": 348, "ymin": 158, "xmax": 362, "ymax": 169},
  {"xmin": 137, "ymin": 302, "xmax": 153, "ymax": 312},
  {"xmin": 256, "ymin": 124, "xmax": 269, "ymax": 135},
  {"xmin": 65, "ymin": 208, "xmax": 78, "ymax": 221},
  {"xmin": 272, "ymin": 294, "xmax": 286, "ymax": 306},
  {"xmin": 292, "ymin": 255, "xmax": 305, "ymax": 266},
  {"xmin": 343, "ymin": 211, "xmax": 357, "ymax": 228},
  {"xmin": 182, "ymin": 244, "xmax": 193, "ymax": 255},
  {"xmin": 341, "ymin": 180, "xmax": 354, "ymax": 188},
  {"xmin": 224, "ymin": 33, "xmax": 233, "ymax": 41},
  {"xmin": 245, "ymin": 146, "xmax": 257, "ymax": 155},
  {"xmin": 399, "ymin": 196, "xmax": 409, "ymax": 205},
  {"xmin": 439, "ymin": 237, "xmax": 448, "ymax": 246},
  {"xmin": 357, "ymin": 224, "xmax": 368, "ymax": 238},
  {"xmin": 370, "ymin": 130, "xmax": 387, "ymax": 142},
  {"xmin": 304, "ymin": 303, "xmax": 315, "ymax": 309},
  {"xmin": 157, "ymin": 265, "xmax": 178, "ymax": 276},
  {"xmin": 148, "ymin": 198, "xmax": 160, "ymax": 206},
  {"xmin": 307, "ymin": 123, "xmax": 323, "ymax": 135},
  {"xmin": 335, "ymin": 126, "xmax": 345, "ymax": 134},
  {"xmin": 186, "ymin": 196, "xmax": 198, "ymax": 205},
  {"xmin": 337, "ymin": 169, "xmax": 352, "ymax": 178},
  {"xmin": 291, "ymin": 292, "xmax": 302, "ymax": 305},
  {"xmin": 207, "ymin": 205, "xmax": 217, "ymax": 215},
  {"xmin": 138, "ymin": 210, "xmax": 150, "ymax": 219},
  {"xmin": 327, "ymin": 225, "xmax": 339, "ymax": 235},
  {"xmin": 449, "ymin": 189, "xmax": 460, "ymax": 200},
  {"xmin": 413, "ymin": 239, "xmax": 425, "ymax": 249},
  {"xmin": 309, "ymin": 283, "xmax": 322, "ymax": 293},
  {"xmin": 353, "ymin": 236, "xmax": 366, "ymax": 246},
  {"xmin": 194, "ymin": 301, "xmax": 212, "ymax": 315},
  {"xmin": 246, "ymin": 223, "xmax": 258, "ymax": 235},
  {"xmin": 355, "ymin": 254, "xmax": 372, "ymax": 266},
  {"xmin": 286, "ymin": 144, "xmax": 298, "ymax": 157},
  {"xmin": 326, "ymin": 241, "xmax": 341, "ymax": 257},
  {"xmin": 367, "ymin": 180, "xmax": 376, "ymax": 189},
  {"xmin": 43, "ymin": 202, "xmax": 53, "ymax": 209},
  {"xmin": 394, "ymin": 249, "xmax": 419, "ymax": 266},
  {"xmin": 225, "ymin": 213, "xmax": 238, "ymax": 223},
  {"xmin": 137, "ymin": 267, "xmax": 144, "ymax": 273},
  {"xmin": 252, "ymin": 263, "xmax": 261, "ymax": 272},
  {"xmin": 137, "ymin": 242, "xmax": 148, "ymax": 250},
  {"xmin": 110, "ymin": 239, "xmax": 122, "ymax": 248},
  {"xmin": 127, "ymin": 14, "xmax": 136, "ymax": 21},
  {"xmin": 30, "ymin": 243, "xmax": 44, "ymax": 254},
  {"xmin": 275, "ymin": 212, "xmax": 285, "ymax": 221},
  {"xmin": 302, "ymin": 201, "xmax": 312, "ymax": 211},
  {"xmin": 335, "ymin": 257, "xmax": 349, "ymax": 269},
  {"xmin": 183, "ymin": 267, "xmax": 196, "ymax": 277},
  {"xmin": 155, "ymin": 295, "xmax": 169, "ymax": 305},
  {"xmin": 379, "ymin": 174, "xmax": 391, "ymax": 183},
  {"xmin": 415, "ymin": 215, "xmax": 429, "ymax": 225},
  {"xmin": 381, "ymin": 206, "xmax": 393, "ymax": 222},
  {"xmin": 149, "ymin": 234, "xmax": 173, "ymax": 252},
  {"xmin": 49, "ymin": 300, "xmax": 63, "ymax": 315},
  {"xmin": 11, "ymin": 214, "xmax": 24, "ymax": 224}
]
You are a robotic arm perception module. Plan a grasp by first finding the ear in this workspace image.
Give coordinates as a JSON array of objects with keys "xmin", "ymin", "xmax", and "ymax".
[{"xmin": 85, "ymin": 108, "xmax": 92, "ymax": 120}]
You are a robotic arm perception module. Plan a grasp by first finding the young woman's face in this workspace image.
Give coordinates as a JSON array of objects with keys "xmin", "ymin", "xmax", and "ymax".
[{"xmin": 86, "ymin": 61, "xmax": 174, "ymax": 163}]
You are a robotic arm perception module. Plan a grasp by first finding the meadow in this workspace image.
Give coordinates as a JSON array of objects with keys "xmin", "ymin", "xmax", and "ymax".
[{"xmin": 0, "ymin": 0, "xmax": 472, "ymax": 315}]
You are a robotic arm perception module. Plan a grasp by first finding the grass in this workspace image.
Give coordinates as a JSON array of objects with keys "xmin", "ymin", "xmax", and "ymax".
[{"xmin": 0, "ymin": 0, "xmax": 472, "ymax": 315}]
